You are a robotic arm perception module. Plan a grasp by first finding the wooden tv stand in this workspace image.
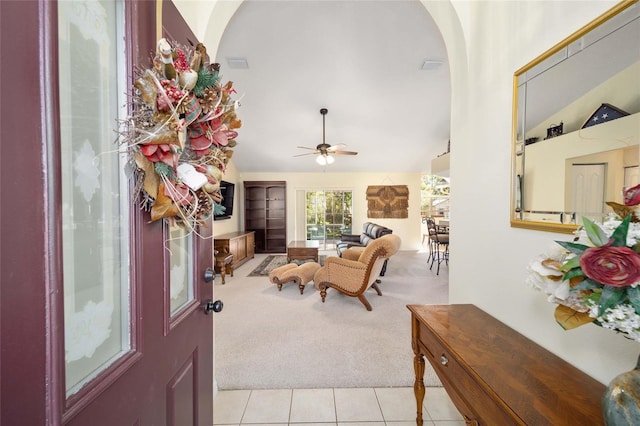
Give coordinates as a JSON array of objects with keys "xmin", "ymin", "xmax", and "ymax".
[
  {"xmin": 214, "ymin": 231, "xmax": 255, "ymax": 271},
  {"xmin": 408, "ymin": 304, "xmax": 605, "ymax": 425}
]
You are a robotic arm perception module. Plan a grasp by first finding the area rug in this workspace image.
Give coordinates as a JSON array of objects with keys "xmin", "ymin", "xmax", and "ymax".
[
  {"xmin": 248, "ymin": 254, "xmax": 325, "ymax": 276},
  {"xmin": 214, "ymin": 249, "xmax": 447, "ymax": 390}
]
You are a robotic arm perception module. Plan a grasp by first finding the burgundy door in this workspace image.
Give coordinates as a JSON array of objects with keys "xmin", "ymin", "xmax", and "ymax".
[{"xmin": 1, "ymin": 1, "xmax": 215, "ymax": 424}]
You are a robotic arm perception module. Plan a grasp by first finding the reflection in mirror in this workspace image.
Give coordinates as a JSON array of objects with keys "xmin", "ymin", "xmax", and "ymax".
[{"xmin": 512, "ymin": 0, "xmax": 640, "ymax": 233}]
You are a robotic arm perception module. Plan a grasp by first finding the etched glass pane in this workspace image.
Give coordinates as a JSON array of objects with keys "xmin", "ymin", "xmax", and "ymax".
[
  {"xmin": 169, "ymin": 224, "xmax": 195, "ymax": 315},
  {"xmin": 59, "ymin": 0, "xmax": 129, "ymax": 396}
]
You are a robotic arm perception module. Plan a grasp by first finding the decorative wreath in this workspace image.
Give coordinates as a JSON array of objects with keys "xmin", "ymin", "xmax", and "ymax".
[{"xmin": 120, "ymin": 38, "xmax": 241, "ymax": 232}]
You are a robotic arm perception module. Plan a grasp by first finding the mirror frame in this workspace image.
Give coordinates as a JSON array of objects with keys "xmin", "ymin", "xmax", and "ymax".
[{"xmin": 510, "ymin": 0, "xmax": 638, "ymax": 234}]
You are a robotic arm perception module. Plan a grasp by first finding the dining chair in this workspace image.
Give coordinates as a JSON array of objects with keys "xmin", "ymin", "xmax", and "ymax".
[{"xmin": 426, "ymin": 217, "xmax": 449, "ymax": 274}]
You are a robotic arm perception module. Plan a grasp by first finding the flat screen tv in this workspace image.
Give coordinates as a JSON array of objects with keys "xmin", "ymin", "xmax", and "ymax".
[{"xmin": 214, "ymin": 180, "xmax": 235, "ymax": 220}]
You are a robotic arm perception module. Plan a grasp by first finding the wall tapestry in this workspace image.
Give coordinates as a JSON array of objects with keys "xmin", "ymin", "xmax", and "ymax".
[{"xmin": 366, "ymin": 185, "xmax": 409, "ymax": 219}]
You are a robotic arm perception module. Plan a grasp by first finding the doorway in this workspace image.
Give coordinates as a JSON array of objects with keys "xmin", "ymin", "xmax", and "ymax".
[
  {"xmin": 305, "ymin": 190, "xmax": 353, "ymax": 250},
  {"xmin": 571, "ymin": 163, "xmax": 606, "ymax": 224}
]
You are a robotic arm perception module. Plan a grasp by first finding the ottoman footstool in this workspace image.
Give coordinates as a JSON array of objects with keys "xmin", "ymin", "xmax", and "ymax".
[{"xmin": 268, "ymin": 262, "xmax": 321, "ymax": 294}]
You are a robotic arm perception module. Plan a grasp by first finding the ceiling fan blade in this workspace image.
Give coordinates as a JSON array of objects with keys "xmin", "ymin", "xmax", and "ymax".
[
  {"xmin": 327, "ymin": 143, "xmax": 346, "ymax": 151},
  {"xmin": 293, "ymin": 152, "xmax": 318, "ymax": 157},
  {"xmin": 332, "ymin": 150, "xmax": 358, "ymax": 155},
  {"xmin": 296, "ymin": 146, "xmax": 317, "ymax": 150}
]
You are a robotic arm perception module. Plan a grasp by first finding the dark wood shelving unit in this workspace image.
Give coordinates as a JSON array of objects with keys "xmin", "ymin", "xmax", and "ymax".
[{"xmin": 244, "ymin": 181, "xmax": 287, "ymax": 253}]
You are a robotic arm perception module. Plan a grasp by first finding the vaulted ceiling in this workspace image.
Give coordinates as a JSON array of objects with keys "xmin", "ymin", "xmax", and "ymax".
[{"xmin": 206, "ymin": 0, "xmax": 451, "ymax": 173}]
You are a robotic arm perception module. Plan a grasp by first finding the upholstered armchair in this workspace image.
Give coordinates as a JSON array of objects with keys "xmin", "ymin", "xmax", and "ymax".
[{"xmin": 313, "ymin": 234, "xmax": 401, "ymax": 311}]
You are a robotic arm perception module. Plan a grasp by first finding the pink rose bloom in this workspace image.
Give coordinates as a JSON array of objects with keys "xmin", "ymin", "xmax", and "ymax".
[
  {"xmin": 624, "ymin": 184, "xmax": 640, "ymax": 206},
  {"xmin": 580, "ymin": 244, "xmax": 640, "ymax": 287}
]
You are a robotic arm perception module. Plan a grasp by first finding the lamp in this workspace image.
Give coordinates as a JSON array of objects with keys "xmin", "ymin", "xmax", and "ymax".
[{"xmin": 316, "ymin": 154, "xmax": 335, "ymax": 165}]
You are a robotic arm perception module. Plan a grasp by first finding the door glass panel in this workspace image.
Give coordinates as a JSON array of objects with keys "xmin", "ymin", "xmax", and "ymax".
[
  {"xmin": 59, "ymin": 0, "xmax": 129, "ymax": 397},
  {"xmin": 168, "ymin": 224, "xmax": 195, "ymax": 315},
  {"xmin": 306, "ymin": 190, "xmax": 352, "ymax": 250}
]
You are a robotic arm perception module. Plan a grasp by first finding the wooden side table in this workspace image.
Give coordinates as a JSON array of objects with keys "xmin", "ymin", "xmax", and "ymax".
[
  {"xmin": 214, "ymin": 252, "xmax": 234, "ymax": 284},
  {"xmin": 286, "ymin": 240, "xmax": 319, "ymax": 263}
]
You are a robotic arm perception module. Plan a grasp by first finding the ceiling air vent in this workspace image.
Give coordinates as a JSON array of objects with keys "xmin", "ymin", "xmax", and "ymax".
[
  {"xmin": 420, "ymin": 59, "xmax": 443, "ymax": 70},
  {"xmin": 226, "ymin": 57, "xmax": 249, "ymax": 69}
]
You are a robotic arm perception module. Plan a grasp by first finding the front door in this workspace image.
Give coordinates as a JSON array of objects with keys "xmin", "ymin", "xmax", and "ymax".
[{"xmin": 1, "ymin": 1, "xmax": 215, "ymax": 424}]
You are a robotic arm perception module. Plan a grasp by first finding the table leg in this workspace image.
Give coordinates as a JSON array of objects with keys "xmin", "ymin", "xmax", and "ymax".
[
  {"xmin": 413, "ymin": 352, "xmax": 425, "ymax": 426},
  {"xmin": 219, "ymin": 264, "xmax": 226, "ymax": 284}
]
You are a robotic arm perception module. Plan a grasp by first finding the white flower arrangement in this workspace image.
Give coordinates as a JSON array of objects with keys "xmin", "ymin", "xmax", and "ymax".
[{"xmin": 527, "ymin": 189, "xmax": 640, "ymax": 343}]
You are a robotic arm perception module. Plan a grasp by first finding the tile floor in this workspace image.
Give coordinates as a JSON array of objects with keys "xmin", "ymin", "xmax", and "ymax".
[{"xmin": 214, "ymin": 386, "xmax": 465, "ymax": 425}]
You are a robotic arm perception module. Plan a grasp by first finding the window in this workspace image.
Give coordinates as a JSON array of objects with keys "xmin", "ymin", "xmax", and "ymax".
[{"xmin": 421, "ymin": 175, "xmax": 450, "ymax": 218}]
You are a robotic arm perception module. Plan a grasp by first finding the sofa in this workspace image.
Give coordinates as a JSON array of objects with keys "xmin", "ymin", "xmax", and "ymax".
[{"xmin": 336, "ymin": 222, "xmax": 393, "ymax": 275}]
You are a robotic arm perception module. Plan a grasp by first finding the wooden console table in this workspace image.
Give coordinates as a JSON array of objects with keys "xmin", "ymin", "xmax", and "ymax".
[{"xmin": 408, "ymin": 304, "xmax": 605, "ymax": 425}]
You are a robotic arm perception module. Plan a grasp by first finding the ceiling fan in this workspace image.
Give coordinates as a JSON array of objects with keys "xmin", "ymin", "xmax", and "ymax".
[{"xmin": 295, "ymin": 108, "xmax": 358, "ymax": 165}]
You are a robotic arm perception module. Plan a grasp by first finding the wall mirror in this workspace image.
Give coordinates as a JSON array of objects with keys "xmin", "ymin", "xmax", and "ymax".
[{"xmin": 511, "ymin": 0, "xmax": 640, "ymax": 233}]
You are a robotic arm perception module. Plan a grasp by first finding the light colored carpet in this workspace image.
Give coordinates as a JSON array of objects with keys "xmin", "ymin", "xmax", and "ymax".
[{"xmin": 214, "ymin": 249, "xmax": 447, "ymax": 390}]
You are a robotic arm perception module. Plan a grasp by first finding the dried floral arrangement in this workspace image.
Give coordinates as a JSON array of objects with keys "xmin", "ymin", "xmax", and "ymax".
[{"xmin": 120, "ymin": 38, "xmax": 241, "ymax": 232}]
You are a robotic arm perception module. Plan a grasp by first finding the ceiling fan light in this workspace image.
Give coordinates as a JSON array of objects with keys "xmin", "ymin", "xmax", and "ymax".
[
  {"xmin": 326, "ymin": 154, "xmax": 335, "ymax": 164},
  {"xmin": 316, "ymin": 155, "xmax": 327, "ymax": 165}
]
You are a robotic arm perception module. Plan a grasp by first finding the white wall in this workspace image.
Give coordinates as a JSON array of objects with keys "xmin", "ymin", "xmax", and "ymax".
[{"xmin": 446, "ymin": 0, "xmax": 638, "ymax": 385}]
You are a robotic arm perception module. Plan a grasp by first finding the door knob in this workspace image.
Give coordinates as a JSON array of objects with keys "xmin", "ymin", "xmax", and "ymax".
[
  {"xmin": 204, "ymin": 299, "xmax": 223, "ymax": 314},
  {"xmin": 203, "ymin": 267, "xmax": 215, "ymax": 282}
]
